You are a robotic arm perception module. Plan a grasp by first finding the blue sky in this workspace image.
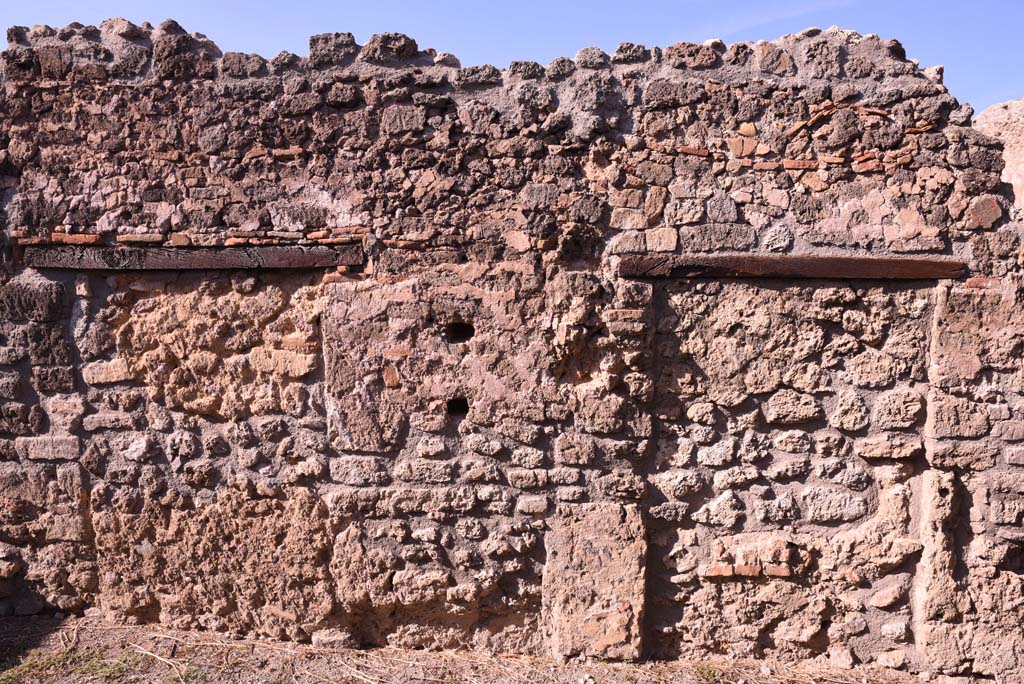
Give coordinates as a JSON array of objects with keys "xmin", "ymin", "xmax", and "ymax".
[{"xmin": 1, "ymin": 0, "xmax": 1018, "ymax": 112}]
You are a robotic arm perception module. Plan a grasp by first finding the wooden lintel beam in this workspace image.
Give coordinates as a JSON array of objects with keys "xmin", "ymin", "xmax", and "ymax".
[
  {"xmin": 616, "ymin": 253, "xmax": 966, "ymax": 280},
  {"xmin": 22, "ymin": 245, "xmax": 364, "ymax": 271}
]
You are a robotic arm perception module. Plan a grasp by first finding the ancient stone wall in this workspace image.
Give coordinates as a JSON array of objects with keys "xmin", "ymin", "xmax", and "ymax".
[{"xmin": 2, "ymin": 18, "xmax": 1024, "ymax": 680}]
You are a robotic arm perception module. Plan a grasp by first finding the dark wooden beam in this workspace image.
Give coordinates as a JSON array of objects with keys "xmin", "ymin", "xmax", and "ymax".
[
  {"xmin": 617, "ymin": 253, "xmax": 966, "ymax": 280},
  {"xmin": 22, "ymin": 245, "xmax": 363, "ymax": 270}
]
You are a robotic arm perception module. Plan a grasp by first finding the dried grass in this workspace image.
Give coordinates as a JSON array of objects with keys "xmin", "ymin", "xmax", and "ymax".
[{"xmin": 0, "ymin": 618, "xmax": 915, "ymax": 684}]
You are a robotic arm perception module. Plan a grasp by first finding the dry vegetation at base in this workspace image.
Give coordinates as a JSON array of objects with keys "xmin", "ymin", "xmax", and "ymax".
[{"xmin": 0, "ymin": 618, "xmax": 913, "ymax": 684}]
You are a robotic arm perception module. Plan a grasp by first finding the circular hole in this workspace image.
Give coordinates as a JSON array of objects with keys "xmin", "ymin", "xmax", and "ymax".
[
  {"xmin": 446, "ymin": 397, "xmax": 469, "ymax": 417},
  {"xmin": 443, "ymin": 321, "xmax": 475, "ymax": 344}
]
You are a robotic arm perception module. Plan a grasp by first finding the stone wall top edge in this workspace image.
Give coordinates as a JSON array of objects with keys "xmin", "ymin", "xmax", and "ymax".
[
  {"xmin": 1, "ymin": 18, "xmax": 947, "ymax": 94},
  {"xmin": 3, "ymin": 18, "xmax": 1013, "ymax": 279}
]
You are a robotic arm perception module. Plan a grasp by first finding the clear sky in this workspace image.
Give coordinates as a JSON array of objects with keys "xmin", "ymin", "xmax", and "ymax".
[{"xmin": 1, "ymin": 0, "xmax": 1018, "ymax": 112}]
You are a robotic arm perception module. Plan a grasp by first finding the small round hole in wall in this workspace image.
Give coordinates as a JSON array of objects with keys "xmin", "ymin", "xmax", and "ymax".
[
  {"xmin": 446, "ymin": 397, "xmax": 470, "ymax": 417},
  {"xmin": 443, "ymin": 321, "xmax": 475, "ymax": 344}
]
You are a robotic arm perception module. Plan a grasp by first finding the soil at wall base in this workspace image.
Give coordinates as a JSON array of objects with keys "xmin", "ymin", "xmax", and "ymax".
[{"xmin": 0, "ymin": 617, "xmax": 916, "ymax": 684}]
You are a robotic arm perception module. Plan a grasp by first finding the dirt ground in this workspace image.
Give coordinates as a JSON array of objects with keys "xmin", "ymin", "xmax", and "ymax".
[{"xmin": 0, "ymin": 617, "xmax": 916, "ymax": 684}]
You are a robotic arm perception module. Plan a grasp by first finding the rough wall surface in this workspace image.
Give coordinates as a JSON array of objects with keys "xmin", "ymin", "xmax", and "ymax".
[
  {"xmin": 1, "ymin": 18, "xmax": 1023, "ymax": 680},
  {"xmin": 977, "ymin": 100, "xmax": 1024, "ymax": 210}
]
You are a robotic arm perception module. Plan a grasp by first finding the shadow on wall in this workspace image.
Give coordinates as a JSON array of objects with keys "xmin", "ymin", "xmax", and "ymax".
[{"xmin": 0, "ymin": 587, "xmax": 66, "ymax": 669}]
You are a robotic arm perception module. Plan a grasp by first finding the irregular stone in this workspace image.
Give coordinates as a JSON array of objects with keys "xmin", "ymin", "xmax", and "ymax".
[
  {"xmin": 249, "ymin": 348, "xmax": 317, "ymax": 379},
  {"xmin": 692, "ymin": 491, "xmax": 744, "ymax": 528},
  {"xmin": 696, "ymin": 437, "xmax": 735, "ymax": 467},
  {"xmin": 664, "ymin": 42, "xmax": 718, "ymax": 70},
  {"xmin": 329, "ymin": 457, "xmax": 390, "ymax": 486},
  {"xmin": 868, "ymin": 575, "xmax": 911, "ymax": 609},
  {"xmin": 765, "ymin": 390, "xmax": 822, "ymax": 425},
  {"xmin": 15, "ymin": 435, "xmax": 80, "ymax": 461},
  {"xmin": 928, "ymin": 438, "xmax": 999, "ymax": 470},
  {"xmin": 828, "ymin": 391, "xmax": 869, "ymax": 432},
  {"xmin": 574, "ymin": 46, "xmax": 609, "ymax": 69},
  {"xmin": 0, "ymin": 273, "xmax": 64, "ymax": 322},
  {"xmin": 42, "ymin": 394, "xmax": 86, "ymax": 432},
  {"xmin": 81, "ymin": 359, "xmax": 135, "ymax": 385},
  {"xmin": 82, "ymin": 411, "xmax": 134, "ymax": 431},
  {"xmin": 845, "ymin": 349, "xmax": 897, "ymax": 388},
  {"xmin": 32, "ymin": 365, "xmax": 74, "ymax": 393},
  {"xmin": 515, "ymin": 495, "xmax": 549, "ymax": 515},
  {"xmin": 359, "ymin": 32, "xmax": 418, "ymax": 63},
  {"xmin": 963, "ymin": 195, "xmax": 1002, "ymax": 230},
  {"xmin": 609, "ymin": 208, "xmax": 646, "ymax": 230},
  {"xmin": 801, "ymin": 486, "xmax": 868, "ymax": 523},
  {"xmin": 678, "ymin": 223, "xmax": 756, "ymax": 251},
  {"xmin": 874, "ymin": 649, "xmax": 908, "ymax": 669},
  {"xmin": 774, "ymin": 601, "xmax": 826, "ymax": 645},
  {"xmin": 927, "ymin": 391, "xmax": 990, "ymax": 439},
  {"xmin": 855, "ymin": 433, "xmax": 923, "ymax": 460},
  {"xmin": 380, "ymin": 106, "xmax": 426, "ymax": 134},
  {"xmin": 829, "ymin": 645, "xmax": 856, "ymax": 669},
  {"xmin": 873, "ymin": 388, "xmax": 923, "ymax": 429},
  {"xmin": 994, "ymin": 420, "xmax": 1024, "ymax": 442},
  {"xmin": 309, "ymin": 32, "xmax": 358, "ymax": 67},
  {"xmin": 881, "ymin": 619, "xmax": 910, "ymax": 642},
  {"xmin": 393, "ymin": 459, "xmax": 455, "ymax": 484}
]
